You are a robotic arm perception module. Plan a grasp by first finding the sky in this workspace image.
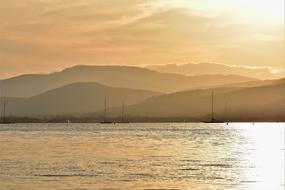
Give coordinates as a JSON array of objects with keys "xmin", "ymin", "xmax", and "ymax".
[{"xmin": 0, "ymin": 0, "xmax": 284, "ymax": 79}]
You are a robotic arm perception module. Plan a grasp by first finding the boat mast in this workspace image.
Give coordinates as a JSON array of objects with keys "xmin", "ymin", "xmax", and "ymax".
[
  {"xmin": 225, "ymin": 102, "xmax": 228, "ymax": 122},
  {"xmin": 104, "ymin": 97, "xmax": 107, "ymax": 122},
  {"xmin": 2, "ymin": 98, "xmax": 6, "ymax": 123},
  {"xmin": 121, "ymin": 101, "xmax": 125, "ymax": 122},
  {"xmin": 211, "ymin": 90, "xmax": 214, "ymax": 121},
  {"xmin": 0, "ymin": 81, "xmax": 4, "ymax": 123}
]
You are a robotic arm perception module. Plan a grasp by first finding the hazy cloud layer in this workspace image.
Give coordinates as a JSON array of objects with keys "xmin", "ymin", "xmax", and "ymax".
[{"xmin": 0, "ymin": 0, "xmax": 284, "ymax": 78}]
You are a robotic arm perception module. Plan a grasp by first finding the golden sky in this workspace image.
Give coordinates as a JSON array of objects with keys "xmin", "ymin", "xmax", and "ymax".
[{"xmin": 0, "ymin": 0, "xmax": 284, "ymax": 78}]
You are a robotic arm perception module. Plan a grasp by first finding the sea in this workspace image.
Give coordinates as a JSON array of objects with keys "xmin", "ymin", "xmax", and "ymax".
[{"xmin": 0, "ymin": 123, "xmax": 284, "ymax": 190}]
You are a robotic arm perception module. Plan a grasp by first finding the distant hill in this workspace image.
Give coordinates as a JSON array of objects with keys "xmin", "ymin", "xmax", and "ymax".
[
  {"xmin": 1, "ymin": 65, "xmax": 255, "ymax": 98},
  {"xmin": 109, "ymin": 79, "xmax": 285, "ymax": 122},
  {"xmin": 2, "ymin": 82, "xmax": 161, "ymax": 117},
  {"xmin": 2, "ymin": 78, "xmax": 284, "ymax": 122},
  {"xmin": 148, "ymin": 63, "xmax": 285, "ymax": 80},
  {"xmin": 204, "ymin": 77, "xmax": 284, "ymax": 90}
]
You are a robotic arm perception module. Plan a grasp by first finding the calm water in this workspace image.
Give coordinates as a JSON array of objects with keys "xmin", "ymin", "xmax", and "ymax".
[{"xmin": 0, "ymin": 123, "xmax": 284, "ymax": 190}]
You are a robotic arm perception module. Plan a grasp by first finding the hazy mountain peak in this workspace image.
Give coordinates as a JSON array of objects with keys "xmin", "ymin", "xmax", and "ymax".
[
  {"xmin": 2, "ymin": 65, "xmax": 256, "ymax": 98},
  {"xmin": 4, "ymin": 81, "xmax": 162, "ymax": 117},
  {"xmin": 148, "ymin": 62, "xmax": 285, "ymax": 79},
  {"xmin": 62, "ymin": 65, "xmax": 157, "ymax": 74}
]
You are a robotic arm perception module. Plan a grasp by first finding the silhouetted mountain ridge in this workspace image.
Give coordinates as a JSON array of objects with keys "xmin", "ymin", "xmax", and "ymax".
[
  {"xmin": 2, "ymin": 82, "xmax": 161, "ymax": 117},
  {"xmin": 2, "ymin": 78, "xmax": 284, "ymax": 122},
  {"xmin": 148, "ymin": 63, "xmax": 285, "ymax": 80},
  {"xmin": 109, "ymin": 78, "xmax": 285, "ymax": 122},
  {"xmin": 1, "ymin": 65, "xmax": 256, "ymax": 98}
]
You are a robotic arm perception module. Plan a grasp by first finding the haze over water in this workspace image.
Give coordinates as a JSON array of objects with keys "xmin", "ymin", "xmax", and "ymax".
[{"xmin": 0, "ymin": 123, "xmax": 284, "ymax": 190}]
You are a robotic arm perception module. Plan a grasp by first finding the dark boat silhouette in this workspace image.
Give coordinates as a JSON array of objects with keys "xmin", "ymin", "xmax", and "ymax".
[
  {"xmin": 204, "ymin": 90, "xmax": 224, "ymax": 123},
  {"xmin": 0, "ymin": 82, "xmax": 14, "ymax": 124},
  {"xmin": 100, "ymin": 97, "xmax": 113, "ymax": 124},
  {"xmin": 0, "ymin": 98, "xmax": 14, "ymax": 124},
  {"xmin": 118, "ymin": 101, "xmax": 130, "ymax": 124}
]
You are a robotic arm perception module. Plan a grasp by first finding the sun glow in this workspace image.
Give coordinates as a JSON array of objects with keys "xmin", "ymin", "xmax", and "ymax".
[
  {"xmin": 158, "ymin": 0, "xmax": 284, "ymax": 25},
  {"xmin": 1, "ymin": 0, "xmax": 284, "ymax": 77}
]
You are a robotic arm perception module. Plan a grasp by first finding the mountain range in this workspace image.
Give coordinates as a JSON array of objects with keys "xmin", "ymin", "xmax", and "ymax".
[
  {"xmin": 2, "ymin": 82, "xmax": 161, "ymax": 117},
  {"xmin": 1, "ymin": 65, "xmax": 255, "ymax": 98},
  {"xmin": 110, "ymin": 79, "xmax": 285, "ymax": 122},
  {"xmin": 148, "ymin": 63, "xmax": 285, "ymax": 80},
  {"xmin": 0, "ymin": 65, "xmax": 284, "ymax": 122}
]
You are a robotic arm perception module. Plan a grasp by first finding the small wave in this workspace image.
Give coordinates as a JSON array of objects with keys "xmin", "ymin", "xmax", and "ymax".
[
  {"xmin": 35, "ymin": 174, "xmax": 98, "ymax": 177},
  {"xmin": 179, "ymin": 168, "xmax": 200, "ymax": 171},
  {"xmin": 200, "ymin": 164, "xmax": 232, "ymax": 168}
]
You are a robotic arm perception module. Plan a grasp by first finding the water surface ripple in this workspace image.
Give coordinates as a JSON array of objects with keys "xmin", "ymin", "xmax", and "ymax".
[{"xmin": 0, "ymin": 123, "xmax": 284, "ymax": 190}]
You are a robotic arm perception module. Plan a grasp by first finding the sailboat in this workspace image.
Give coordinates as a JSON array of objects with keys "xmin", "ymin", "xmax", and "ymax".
[
  {"xmin": 0, "ymin": 87, "xmax": 14, "ymax": 124},
  {"xmin": 100, "ymin": 97, "xmax": 113, "ymax": 124},
  {"xmin": 204, "ymin": 90, "xmax": 224, "ymax": 123},
  {"xmin": 225, "ymin": 102, "xmax": 229, "ymax": 125},
  {"xmin": 0, "ymin": 98, "xmax": 7, "ymax": 124},
  {"xmin": 118, "ymin": 101, "xmax": 129, "ymax": 124}
]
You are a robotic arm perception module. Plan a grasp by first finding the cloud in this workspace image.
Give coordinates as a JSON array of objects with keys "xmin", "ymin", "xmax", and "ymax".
[{"xmin": 0, "ymin": 0, "xmax": 284, "ymax": 79}]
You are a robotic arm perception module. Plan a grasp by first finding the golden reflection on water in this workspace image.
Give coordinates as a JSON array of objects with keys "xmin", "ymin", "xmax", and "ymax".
[
  {"xmin": 231, "ymin": 123, "xmax": 284, "ymax": 190},
  {"xmin": 0, "ymin": 123, "xmax": 284, "ymax": 190}
]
